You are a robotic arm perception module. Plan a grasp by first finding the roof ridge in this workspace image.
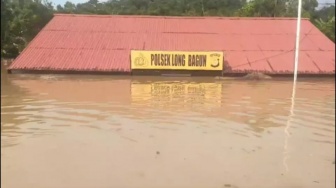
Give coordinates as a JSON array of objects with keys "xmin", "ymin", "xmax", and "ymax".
[{"xmin": 53, "ymin": 14, "xmax": 309, "ymax": 20}]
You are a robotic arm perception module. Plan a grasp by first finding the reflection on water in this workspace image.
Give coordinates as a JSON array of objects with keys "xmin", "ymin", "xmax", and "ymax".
[{"xmin": 1, "ymin": 69, "xmax": 335, "ymax": 188}]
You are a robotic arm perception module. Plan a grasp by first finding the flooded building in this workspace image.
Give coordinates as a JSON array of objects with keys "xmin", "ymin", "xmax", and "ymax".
[{"xmin": 7, "ymin": 14, "xmax": 335, "ymax": 76}]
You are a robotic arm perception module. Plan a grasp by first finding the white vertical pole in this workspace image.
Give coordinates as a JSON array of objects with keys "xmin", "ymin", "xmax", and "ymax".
[
  {"xmin": 293, "ymin": 0, "xmax": 303, "ymax": 82},
  {"xmin": 283, "ymin": 0, "xmax": 303, "ymax": 172}
]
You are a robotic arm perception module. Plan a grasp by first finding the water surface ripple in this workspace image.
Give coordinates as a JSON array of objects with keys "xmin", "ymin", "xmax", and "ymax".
[{"xmin": 1, "ymin": 72, "xmax": 335, "ymax": 188}]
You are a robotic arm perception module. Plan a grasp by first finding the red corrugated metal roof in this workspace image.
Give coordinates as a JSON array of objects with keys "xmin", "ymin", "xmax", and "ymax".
[{"xmin": 8, "ymin": 14, "xmax": 335, "ymax": 74}]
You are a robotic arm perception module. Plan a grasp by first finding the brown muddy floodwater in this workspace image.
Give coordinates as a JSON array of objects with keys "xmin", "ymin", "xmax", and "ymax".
[{"xmin": 1, "ymin": 70, "xmax": 335, "ymax": 188}]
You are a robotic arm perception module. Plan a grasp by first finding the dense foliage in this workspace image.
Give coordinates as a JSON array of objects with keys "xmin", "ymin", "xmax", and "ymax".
[{"xmin": 1, "ymin": 0, "xmax": 335, "ymax": 58}]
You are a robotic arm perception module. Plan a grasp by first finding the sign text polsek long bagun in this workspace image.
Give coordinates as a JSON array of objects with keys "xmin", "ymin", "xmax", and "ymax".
[{"xmin": 151, "ymin": 54, "xmax": 207, "ymax": 67}]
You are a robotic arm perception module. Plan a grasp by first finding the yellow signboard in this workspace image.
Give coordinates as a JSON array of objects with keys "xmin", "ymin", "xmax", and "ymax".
[{"xmin": 131, "ymin": 50, "xmax": 223, "ymax": 70}]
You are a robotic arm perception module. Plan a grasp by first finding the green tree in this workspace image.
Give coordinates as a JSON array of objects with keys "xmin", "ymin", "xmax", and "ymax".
[
  {"xmin": 315, "ymin": 16, "xmax": 335, "ymax": 41},
  {"xmin": 57, "ymin": 1, "xmax": 77, "ymax": 13},
  {"xmin": 237, "ymin": 0, "xmax": 318, "ymax": 17},
  {"xmin": 1, "ymin": 0, "xmax": 54, "ymax": 58},
  {"xmin": 311, "ymin": 5, "xmax": 335, "ymax": 21}
]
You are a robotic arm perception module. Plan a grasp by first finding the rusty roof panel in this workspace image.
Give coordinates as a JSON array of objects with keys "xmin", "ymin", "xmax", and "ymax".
[
  {"xmin": 245, "ymin": 51, "xmax": 273, "ymax": 72},
  {"xmin": 11, "ymin": 48, "xmax": 130, "ymax": 72},
  {"xmin": 268, "ymin": 53, "xmax": 296, "ymax": 73},
  {"xmin": 307, "ymin": 51, "xmax": 335, "ymax": 72},
  {"xmin": 308, "ymin": 35, "xmax": 335, "ymax": 51},
  {"xmin": 266, "ymin": 51, "xmax": 321, "ymax": 73},
  {"xmin": 257, "ymin": 35, "xmax": 296, "ymax": 51},
  {"xmin": 237, "ymin": 36, "xmax": 260, "ymax": 51},
  {"xmin": 225, "ymin": 51, "xmax": 250, "ymax": 71},
  {"xmin": 278, "ymin": 20, "xmax": 314, "ymax": 34},
  {"xmin": 8, "ymin": 14, "xmax": 335, "ymax": 74},
  {"xmin": 299, "ymin": 52, "xmax": 322, "ymax": 73},
  {"xmin": 300, "ymin": 37, "xmax": 321, "ymax": 51}
]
